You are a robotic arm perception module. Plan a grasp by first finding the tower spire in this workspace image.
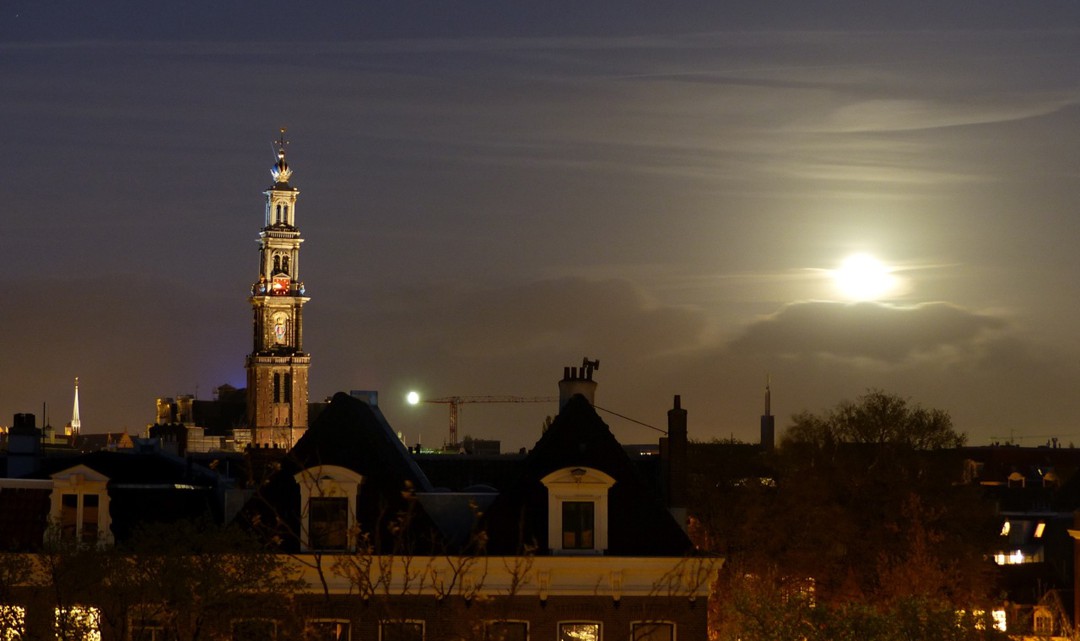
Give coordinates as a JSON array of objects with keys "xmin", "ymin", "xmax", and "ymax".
[
  {"xmin": 70, "ymin": 377, "xmax": 81, "ymax": 437},
  {"xmin": 246, "ymin": 129, "xmax": 311, "ymax": 449}
]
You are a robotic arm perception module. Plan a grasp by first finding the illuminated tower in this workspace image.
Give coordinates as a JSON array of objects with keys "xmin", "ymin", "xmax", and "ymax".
[
  {"xmin": 245, "ymin": 129, "xmax": 311, "ymax": 448},
  {"xmin": 68, "ymin": 377, "xmax": 81, "ymax": 437}
]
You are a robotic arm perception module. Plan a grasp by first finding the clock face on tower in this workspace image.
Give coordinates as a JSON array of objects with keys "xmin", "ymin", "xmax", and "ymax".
[{"xmin": 271, "ymin": 275, "xmax": 291, "ymax": 295}]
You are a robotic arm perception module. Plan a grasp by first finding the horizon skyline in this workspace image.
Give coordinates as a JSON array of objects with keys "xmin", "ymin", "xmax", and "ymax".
[{"xmin": 4, "ymin": 2, "xmax": 1080, "ymax": 451}]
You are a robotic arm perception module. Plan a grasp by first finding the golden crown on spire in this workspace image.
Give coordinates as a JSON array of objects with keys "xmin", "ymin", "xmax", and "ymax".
[{"xmin": 271, "ymin": 127, "xmax": 292, "ymax": 184}]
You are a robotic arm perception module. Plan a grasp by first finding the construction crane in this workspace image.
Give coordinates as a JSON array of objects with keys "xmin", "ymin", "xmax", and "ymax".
[{"xmin": 424, "ymin": 396, "xmax": 556, "ymax": 447}]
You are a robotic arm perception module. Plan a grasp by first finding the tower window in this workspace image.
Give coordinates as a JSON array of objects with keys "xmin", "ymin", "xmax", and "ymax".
[
  {"xmin": 275, "ymin": 204, "xmax": 283, "ymax": 224},
  {"xmin": 285, "ymin": 374, "xmax": 293, "ymax": 403},
  {"xmin": 273, "ymin": 374, "xmax": 281, "ymax": 403}
]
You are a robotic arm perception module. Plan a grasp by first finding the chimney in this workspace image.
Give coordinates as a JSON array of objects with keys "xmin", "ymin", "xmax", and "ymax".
[
  {"xmin": 8, "ymin": 413, "xmax": 42, "ymax": 478},
  {"xmin": 558, "ymin": 358, "xmax": 600, "ymax": 410},
  {"xmin": 664, "ymin": 396, "xmax": 689, "ymax": 532}
]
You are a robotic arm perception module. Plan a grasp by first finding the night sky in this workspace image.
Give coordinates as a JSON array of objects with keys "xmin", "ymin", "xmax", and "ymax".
[{"xmin": 4, "ymin": 2, "xmax": 1080, "ymax": 450}]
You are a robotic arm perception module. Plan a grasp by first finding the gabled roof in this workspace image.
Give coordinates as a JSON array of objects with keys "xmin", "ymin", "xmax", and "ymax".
[
  {"xmin": 482, "ymin": 394, "xmax": 693, "ymax": 556},
  {"xmin": 239, "ymin": 392, "xmax": 443, "ymax": 553}
]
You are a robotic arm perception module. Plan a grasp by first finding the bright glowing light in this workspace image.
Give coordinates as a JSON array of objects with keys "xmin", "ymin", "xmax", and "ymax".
[
  {"xmin": 1000, "ymin": 521, "xmax": 1010, "ymax": 536},
  {"xmin": 1035, "ymin": 522, "xmax": 1045, "ymax": 538},
  {"xmin": 406, "ymin": 391, "xmax": 420, "ymax": 405},
  {"xmin": 832, "ymin": 253, "xmax": 897, "ymax": 301}
]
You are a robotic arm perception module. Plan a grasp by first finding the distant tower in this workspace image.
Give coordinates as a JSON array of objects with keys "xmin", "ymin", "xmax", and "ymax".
[
  {"xmin": 245, "ymin": 129, "xmax": 311, "ymax": 448},
  {"xmin": 760, "ymin": 376, "xmax": 775, "ymax": 451},
  {"xmin": 69, "ymin": 377, "xmax": 81, "ymax": 438}
]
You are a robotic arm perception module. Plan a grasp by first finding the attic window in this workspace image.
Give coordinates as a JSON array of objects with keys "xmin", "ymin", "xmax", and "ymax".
[
  {"xmin": 562, "ymin": 502, "xmax": 594, "ymax": 550},
  {"xmin": 294, "ymin": 466, "xmax": 363, "ymax": 553},
  {"xmin": 49, "ymin": 465, "xmax": 112, "ymax": 546},
  {"xmin": 309, "ymin": 497, "xmax": 349, "ymax": 550},
  {"xmin": 541, "ymin": 467, "xmax": 615, "ymax": 555}
]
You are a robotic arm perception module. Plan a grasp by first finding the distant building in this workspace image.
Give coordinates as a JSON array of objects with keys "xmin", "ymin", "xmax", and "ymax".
[{"xmin": 245, "ymin": 130, "xmax": 311, "ymax": 449}]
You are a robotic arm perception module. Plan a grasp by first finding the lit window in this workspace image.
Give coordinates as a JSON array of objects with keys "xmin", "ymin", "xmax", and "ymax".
[
  {"xmin": 485, "ymin": 621, "xmax": 527, "ymax": 641},
  {"xmin": 308, "ymin": 619, "xmax": 350, "ymax": 641},
  {"xmin": 558, "ymin": 622, "xmax": 599, "ymax": 641},
  {"xmin": 1, "ymin": 605, "xmax": 25, "ymax": 641},
  {"xmin": 54, "ymin": 606, "xmax": 100, "ymax": 641},
  {"xmin": 1000, "ymin": 521, "xmax": 1010, "ymax": 536},
  {"xmin": 632, "ymin": 622, "xmax": 673, "ymax": 641},
  {"xmin": 379, "ymin": 620, "xmax": 423, "ymax": 641},
  {"xmin": 562, "ymin": 501, "xmax": 594, "ymax": 550},
  {"xmin": 232, "ymin": 619, "xmax": 276, "ymax": 641},
  {"xmin": 1035, "ymin": 522, "xmax": 1046, "ymax": 538}
]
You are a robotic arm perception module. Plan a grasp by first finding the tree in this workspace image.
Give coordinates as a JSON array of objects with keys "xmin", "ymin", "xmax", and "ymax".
[{"xmin": 690, "ymin": 391, "xmax": 1001, "ymax": 640}]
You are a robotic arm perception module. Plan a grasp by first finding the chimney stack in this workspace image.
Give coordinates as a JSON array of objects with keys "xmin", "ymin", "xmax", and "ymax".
[
  {"xmin": 7, "ymin": 413, "xmax": 42, "ymax": 478},
  {"xmin": 663, "ymin": 395, "xmax": 689, "ymax": 532},
  {"xmin": 558, "ymin": 357, "xmax": 600, "ymax": 410},
  {"xmin": 760, "ymin": 377, "xmax": 775, "ymax": 451}
]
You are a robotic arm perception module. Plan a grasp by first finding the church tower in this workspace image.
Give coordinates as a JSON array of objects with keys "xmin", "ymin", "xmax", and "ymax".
[{"xmin": 245, "ymin": 129, "xmax": 311, "ymax": 448}]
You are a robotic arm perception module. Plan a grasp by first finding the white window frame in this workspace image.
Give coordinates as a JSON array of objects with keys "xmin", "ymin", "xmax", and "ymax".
[
  {"xmin": 306, "ymin": 618, "xmax": 351, "ymax": 641},
  {"xmin": 49, "ymin": 465, "xmax": 111, "ymax": 546},
  {"xmin": 483, "ymin": 619, "xmax": 528, "ymax": 641},
  {"xmin": 378, "ymin": 619, "xmax": 424, "ymax": 641},
  {"xmin": 630, "ymin": 620, "xmax": 675, "ymax": 641},
  {"xmin": 294, "ymin": 466, "xmax": 363, "ymax": 552},
  {"xmin": 541, "ymin": 467, "xmax": 615, "ymax": 555}
]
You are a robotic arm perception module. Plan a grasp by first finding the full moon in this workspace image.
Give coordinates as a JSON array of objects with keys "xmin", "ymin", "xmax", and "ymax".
[{"xmin": 833, "ymin": 253, "xmax": 896, "ymax": 301}]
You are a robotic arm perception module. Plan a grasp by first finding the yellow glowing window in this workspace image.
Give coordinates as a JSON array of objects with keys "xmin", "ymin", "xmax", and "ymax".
[
  {"xmin": 1000, "ymin": 521, "xmax": 1010, "ymax": 536},
  {"xmin": 54, "ymin": 606, "xmax": 101, "ymax": 641},
  {"xmin": 1035, "ymin": 522, "xmax": 1046, "ymax": 538},
  {"xmin": 1, "ymin": 605, "xmax": 25, "ymax": 641}
]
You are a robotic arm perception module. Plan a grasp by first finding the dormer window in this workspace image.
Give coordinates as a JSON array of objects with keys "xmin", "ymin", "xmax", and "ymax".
[
  {"xmin": 49, "ymin": 465, "xmax": 111, "ymax": 546},
  {"xmin": 541, "ymin": 467, "xmax": 615, "ymax": 555},
  {"xmin": 294, "ymin": 466, "xmax": 363, "ymax": 552}
]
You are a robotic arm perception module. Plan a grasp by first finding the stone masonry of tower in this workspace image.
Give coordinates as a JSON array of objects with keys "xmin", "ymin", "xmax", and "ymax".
[{"xmin": 245, "ymin": 131, "xmax": 311, "ymax": 448}]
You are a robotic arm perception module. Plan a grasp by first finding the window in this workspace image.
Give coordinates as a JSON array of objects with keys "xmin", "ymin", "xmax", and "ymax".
[
  {"xmin": 309, "ymin": 497, "xmax": 349, "ymax": 550},
  {"xmin": 50, "ymin": 466, "xmax": 111, "ymax": 546},
  {"xmin": 631, "ymin": 622, "xmax": 674, "ymax": 641},
  {"xmin": 485, "ymin": 621, "xmax": 527, "ymax": 641},
  {"xmin": 274, "ymin": 374, "xmax": 281, "ymax": 403},
  {"xmin": 541, "ymin": 467, "xmax": 615, "ymax": 555},
  {"xmin": 1, "ymin": 605, "xmax": 25, "ymax": 641},
  {"xmin": 562, "ymin": 501, "xmax": 594, "ymax": 550},
  {"xmin": 232, "ymin": 619, "xmax": 276, "ymax": 641},
  {"xmin": 1034, "ymin": 610, "xmax": 1053, "ymax": 635},
  {"xmin": 557, "ymin": 622, "xmax": 599, "ymax": 641},
  {"xmin": 61, "ymin": 494, "xmax": 79, "ymax": 539},
  {"xmin": 284, "ymin": 373, "xmax": 293, "ymax": 403},
  {"xmin": 130, "ymin": 611, "xmax": 167, "ymax": 641},
  {"xmin": 294, "ymin": 466, "xmax": 363, "ymax": 552},
  {"xmin": 55, "ymin": 606, "xmax": 101, "ymax": 641},
  {"xmin": 308, "ymin": 619, "xmax": 350, "ymax": 641},
  {"xmin": 81, "ymin": 495, "xmax": 99, "ymax": 544},
  {"xmin": 379, "ymin": 620, "xmax": 423, "ymax": 641}
]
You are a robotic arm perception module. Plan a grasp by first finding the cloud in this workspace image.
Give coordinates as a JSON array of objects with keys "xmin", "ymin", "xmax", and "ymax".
[{"xmin": 726, "ymin": 301, "xmax": 1007, "ymax": 362}]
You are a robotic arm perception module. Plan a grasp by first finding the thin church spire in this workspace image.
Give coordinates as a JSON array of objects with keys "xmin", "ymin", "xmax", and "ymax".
[{"xmin": 70, "ymin": 377, "xmax": 81, "ymax": 437}]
